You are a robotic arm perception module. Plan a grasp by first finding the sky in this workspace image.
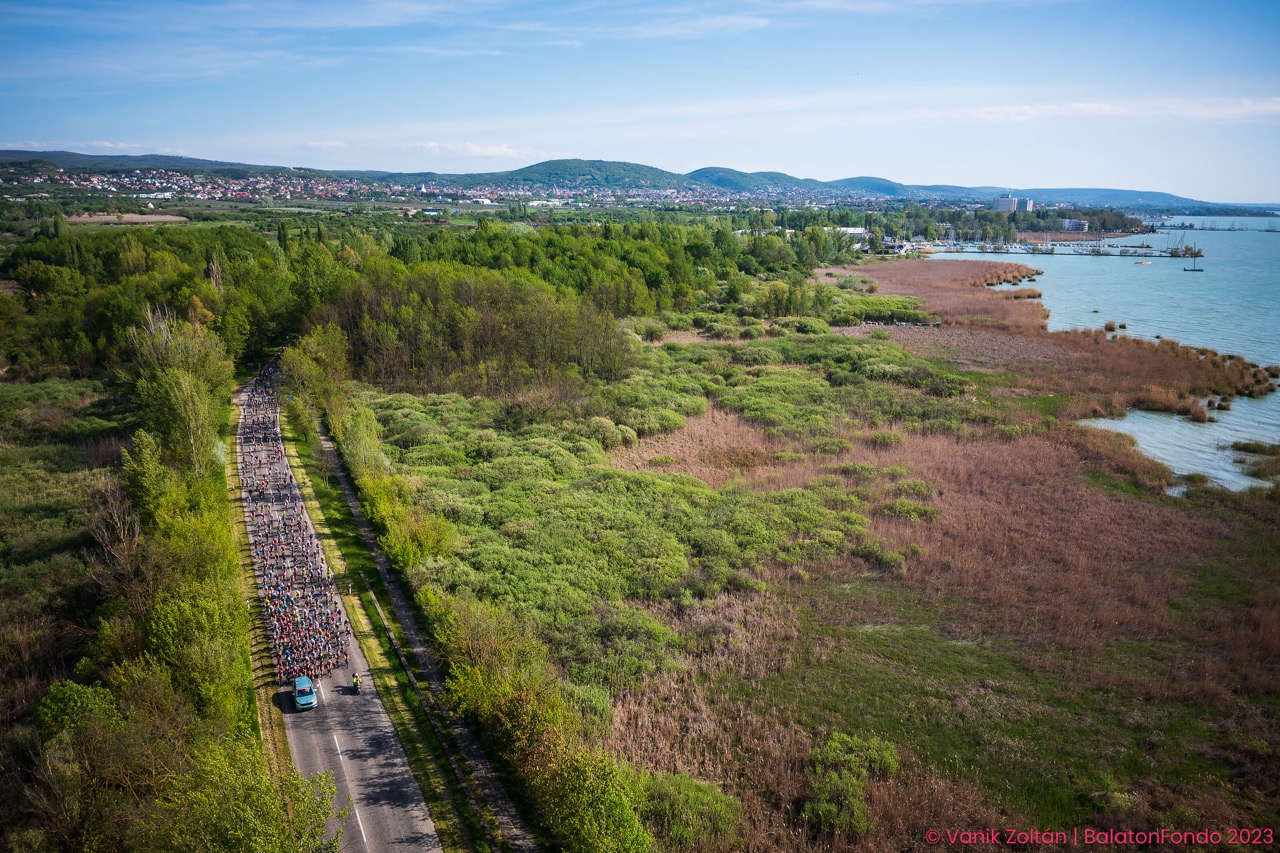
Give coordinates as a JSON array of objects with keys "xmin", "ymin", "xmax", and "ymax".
[{"xmin": 2, "ymin": 0, "xmax": 1279, "ymax": 203}]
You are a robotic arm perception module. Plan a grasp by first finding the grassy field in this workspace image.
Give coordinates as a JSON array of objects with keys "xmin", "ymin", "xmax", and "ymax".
[{"xmin": 0, "ymin": 380, "xmax": 129, "ymax": 727}]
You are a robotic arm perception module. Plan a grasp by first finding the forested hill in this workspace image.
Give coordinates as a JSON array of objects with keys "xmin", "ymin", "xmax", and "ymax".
[
  {"xmin": 0, "ymin": 149, "xmax": 288, "ymax": 176},
  {"xmin": 1, "ymin": 149, "xmax": 1221, "ymax": 207}
]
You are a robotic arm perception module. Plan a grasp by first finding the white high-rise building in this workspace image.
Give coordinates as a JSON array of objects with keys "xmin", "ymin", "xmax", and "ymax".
[
  {"xmin": 1018, "ymin": 198, "xmax": 1034, "ymax": 212},
  {"xmin": 994, "ymin": 194, "xmax": 1017, "ymax": 212}
]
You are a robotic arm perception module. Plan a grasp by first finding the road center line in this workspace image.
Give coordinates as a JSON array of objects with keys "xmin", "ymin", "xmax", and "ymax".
[
  {"xmin": 354, "ymin": 806, "xmax": 368, "ymax": 844},
  {"xmin": 333, "ymin": 734, "xmax": 342, "ymax": 759}
]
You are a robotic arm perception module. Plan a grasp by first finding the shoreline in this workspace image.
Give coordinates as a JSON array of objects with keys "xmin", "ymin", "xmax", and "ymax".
[{"xmin": 829, "ymin": 258, "xmax": 1277, "ymax": 489}]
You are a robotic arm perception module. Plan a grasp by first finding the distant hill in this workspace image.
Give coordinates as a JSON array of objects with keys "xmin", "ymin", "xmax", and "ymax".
[
  {"xmin": 1013, "ymin": 187, "xmax": 1209, "ymax": 208},
  {"xmin": 825, "ymin": 176, "xmax": 909, "ymax": 196},
  {"xmin": 0, "ymin": 149, "xmax": 280, "ymax": 177},
  {"xmin": 0, "ymin": 149, "xmax": 1238, "ymax": 208},
  {"xmin": 501, "ymin": 159, "xmax": 695, "ymax": 190}
]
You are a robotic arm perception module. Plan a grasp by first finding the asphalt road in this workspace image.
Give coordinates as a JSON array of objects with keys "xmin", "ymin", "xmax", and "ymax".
[
  {"xmin": 237, "ymin": 369, "xmax": 439, "ymax": 852},
  {"xmin": 279, "ymin": 657, "xmax": 439, "ymax": 851}
]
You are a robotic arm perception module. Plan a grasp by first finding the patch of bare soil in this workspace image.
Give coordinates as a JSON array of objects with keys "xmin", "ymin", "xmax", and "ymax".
[
  {"xmin": 652, "ymin": 330, "xmax": 703, "ymax": 345},
  {"xmin": 0, "ymin": 279, "xmax": 18, "ymax": 296}
]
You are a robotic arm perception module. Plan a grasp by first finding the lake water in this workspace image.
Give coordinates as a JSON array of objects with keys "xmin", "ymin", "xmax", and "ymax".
[{"xmin": 931, "ymin": 215, "xmax": 1280, "ymax": 490}]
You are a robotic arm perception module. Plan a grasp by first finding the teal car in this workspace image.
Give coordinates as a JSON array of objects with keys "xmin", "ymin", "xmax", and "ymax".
[{"xmin": 293, "ymin": 675, "xmax": 318, "ymax": 710}]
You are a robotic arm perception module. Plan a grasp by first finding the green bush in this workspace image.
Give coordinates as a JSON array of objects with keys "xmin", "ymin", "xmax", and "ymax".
[
  {"xmin": 868, "ymin": 431, "xmax": 906, "ymax": 448},
  {"xmin": 803, "ymin": 733, "xmax": 900, "ymax": 835},
  {"xmin": 731, "ymin": 346, "xmax": 783, "ymax": 366},
  {"xmin": 878, "ymin": 498, "xmax": 939, "ymax": 523},
  {"xmin": 833, "ymin": 462, "xmax": 878, "ymax": 480},
  {"xmin": 774, "ymin": 316, "xmax": 831, "ymax": 335},
  {"xmin": 705, "ymin": 323, "xmax": 739, "ymax": 340},
  {"xmin": 663, "ymin": 313, "xmax": 694, "ymax": 331},
  {"xmin": 891, "ymin": 478, "xmax": 934, "ymax": 498},
  {"xmin": 584, "ymin": 416, "xmax": 624, "ymax": 450},
  {"xmin": 809, "ymin": 437, "xmax": 852, "ymax": 456},
  {"xmin": 630, "ymin": 769, "xmax": 745, "ymax": 852},
  {"xmin": 633, "ymin": 319, "xmax": 667, "ymax": 343}
]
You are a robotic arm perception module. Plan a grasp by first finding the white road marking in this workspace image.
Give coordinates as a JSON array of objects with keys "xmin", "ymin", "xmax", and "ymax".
[
  {"xmin": 332, "ymin": 734, "xmax": 367, "ymax": 844},
  {"xmin": 354, "ymin": 806, "xmax": 368, "ymax": 844},
  {"xmin": 318, "ymin": 680, "xmax": 326, "ymax": 703}
]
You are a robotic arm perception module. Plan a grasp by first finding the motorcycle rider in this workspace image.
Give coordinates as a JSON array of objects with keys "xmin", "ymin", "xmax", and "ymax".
[{"xmin": 352, "ymin": 672, "xmax": 362, "ymax": 693}]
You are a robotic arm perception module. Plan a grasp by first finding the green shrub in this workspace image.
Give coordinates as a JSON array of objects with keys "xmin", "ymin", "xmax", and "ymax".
[
  {"xmin": 731, "ymin": 346, "xmax": 784, "ymax": 366},
  {"xmin": 883, "ymin": 549, "xmax": 908, "ymax": 573},
  {"xmin": 878, "ymin": 498, "xmax": 939, "ymax": 523},
  {"xmin": 803, "ymin": 733, "xmax": 900, "ymax": 835},
  {"xmin": 647, "ymin": 454, "xmax": 675, "ymax": 467},
  {"xmin": 809, "ymin": 437, "xmax": 851, "ymax": 456},
  {"xmin": 705, "ymin": 323, "xmax": 739, "ymax": 340},
  {"xmin": 633, "ymin": 319, "xmax": 667, "ymax": 343},
  {"xmin": 834, "ymin": 462, "xmax": 878, "ymax": 480},
  {"xmin": 774, "ymin": 316, "xmax": 831, "ymax": 335},
  {"xmin": 584, "ymin": 416, "xmax": 624, "ymax": 450},
  {"xmin": 631, "ymin": 770, "xmax": 745, "ymax": 852},
  {"xmin": 891, "ymin": 478, "xmax": 934, "ymax": 498},
  {"xmin": 664, "ymin": 313, "xmax": 694, "ymax": 331},
  {"xmin": 868, "ymin": 431, "xmax": 906, "ymax": 448}
]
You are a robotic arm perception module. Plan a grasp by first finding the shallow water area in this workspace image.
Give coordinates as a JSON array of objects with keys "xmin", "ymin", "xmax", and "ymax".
[
  {"xmin": 933, "ymin": 216, "xmax": 1280, "ymax": 490},
  {"xmin": 1079, "ymin": 408, "xmax": 1272, "ymax": 491}
]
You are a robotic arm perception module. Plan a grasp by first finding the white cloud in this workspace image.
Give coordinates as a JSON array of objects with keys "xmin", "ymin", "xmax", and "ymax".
[
  {"xmin": 921, "ymin": 96, "xmax": 1280, "ymax": 124},
  {"xmin": 607, "ymin": 13, "xmax": 771, "ymax": 39},
  {"xmin": 380, "ymin": 44, "xmax": 507, "ymax": 57},
  {"xmin": 411, "ymin": 140, "xmax": 556, "ymax": 160},
  {"xmin": 781, "ymin": 0, "xmax": 1060, "ymax": 11},
  {"xmin": 81, "ymin": 140, "xmax": 143, "ymax": 149}
]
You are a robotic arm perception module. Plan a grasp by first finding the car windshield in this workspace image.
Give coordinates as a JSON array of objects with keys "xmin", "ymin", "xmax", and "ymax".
[{"xmin": 297, "ymin": 685, "xmax": 313, "ymax": 696}]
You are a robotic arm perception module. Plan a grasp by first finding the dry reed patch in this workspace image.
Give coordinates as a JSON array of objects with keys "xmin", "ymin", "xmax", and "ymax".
[
  {"xmin": 856, "ymin": 431, "xmax": 1239, "ymax": 672},
  {"xmin": 606, "ymin": 586, "xmax": 1006, "ymax": 852},
  {"xmin": 825, "ymin": 259, "xmax": 1050, "ymax": 332},
  {"xmin": 837, "ymin": 259, "xmax": 1275, "ymax": 409},
  {"xmin": 835, "ymin": 325, "xmax": 1084, "ymax": 373},
  {"xmin": 609, "ymin": 405, "xmax": 788, "ymax": 487},
  {"xmin": 652, "ymin": 330, "xmax": 703, "ymax": 345}
]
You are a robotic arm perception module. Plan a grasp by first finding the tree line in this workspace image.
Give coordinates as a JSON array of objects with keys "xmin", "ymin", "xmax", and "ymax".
[{"xmin": 3, "ymin": 313, "xmax": 336, "ymax": 850}]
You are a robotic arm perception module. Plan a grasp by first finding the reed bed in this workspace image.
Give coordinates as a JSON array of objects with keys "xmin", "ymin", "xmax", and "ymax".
[
  {"xmin": 605, "ymin": 369, "xmax": 1275, "ymax": 846},
  {"xmin": 833, "ymin": 260, "xmax": 1276, "ymax": 418}
]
